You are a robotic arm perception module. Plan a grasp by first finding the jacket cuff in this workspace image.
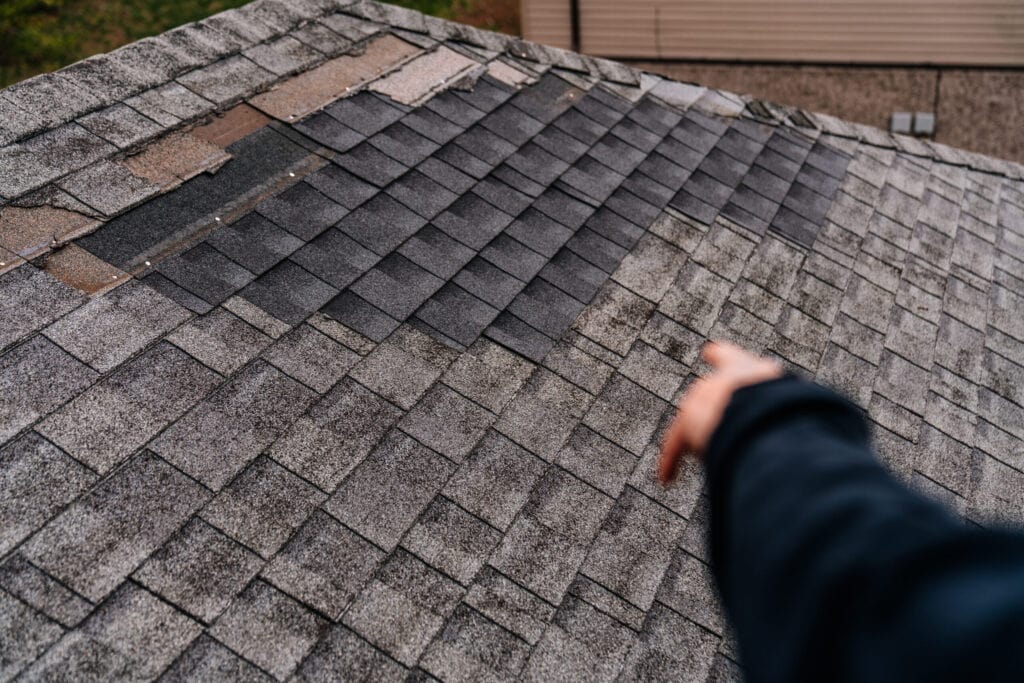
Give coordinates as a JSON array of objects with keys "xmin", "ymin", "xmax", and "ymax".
[{"xmin": 703, "ymin": 375, "xmax": 870, "ymax": 571}]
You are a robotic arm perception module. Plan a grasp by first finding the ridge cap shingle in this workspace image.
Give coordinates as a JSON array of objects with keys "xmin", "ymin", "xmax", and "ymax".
[{"xmin": 1, "ymin": 0, "xmax": 1023, "ymax": 214}]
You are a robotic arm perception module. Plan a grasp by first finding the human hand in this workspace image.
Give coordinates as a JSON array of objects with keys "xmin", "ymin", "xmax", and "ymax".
[{"xmin": 658, "ymin": 341, "xmax": 783, "ymax": 483}]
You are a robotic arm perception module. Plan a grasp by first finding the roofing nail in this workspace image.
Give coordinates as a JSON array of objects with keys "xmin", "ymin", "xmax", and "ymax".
[
  {"xmin": 145, "ymin": 261, "xmax": 151, "ymax": 266},
  {"xmin": 215, "ymin": 217, "xmax": 221, "ymax": 222}
]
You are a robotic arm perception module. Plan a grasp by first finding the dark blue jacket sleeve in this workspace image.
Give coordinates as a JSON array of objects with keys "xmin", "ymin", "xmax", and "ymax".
[{"xmin": 705, "ymin": 375, "xmax": 1024, "ymax": 683}]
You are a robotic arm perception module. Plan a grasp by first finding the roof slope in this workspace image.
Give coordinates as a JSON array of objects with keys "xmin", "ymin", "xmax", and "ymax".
[{"xmin": 2, "ymin": 1, "xmax": 1024, "ymax": 680}]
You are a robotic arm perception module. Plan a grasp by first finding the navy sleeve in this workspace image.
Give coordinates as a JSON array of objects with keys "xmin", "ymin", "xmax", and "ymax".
[{"xmin": 705, "ymin": 375, "xmax": 1024, "ymax": 683}]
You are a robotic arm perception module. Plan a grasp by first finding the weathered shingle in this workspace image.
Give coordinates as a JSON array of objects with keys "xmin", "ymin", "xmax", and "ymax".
[
  {"xmin": 348, "ymin": 324, "xmax": 457, "ymax": 409},
  {"xmin": 161, "ymin": 634, "xmax": 275, "ymax": 682},
  {"xmin": 269, "ymin": 376, "xmax": 400, "ymax": 491},
  {"xmin": 465, "ymin": 566, "xmax": 554, "ymax": 645},
  {"xmin": 0, "ymin": 336, "xmax": 98, "ymax": 443},
  {"xmin": 0, "ymin": 265, "xmax": 85, "ymax": 352},
  {"xmin": 0, "ymin": 587, "xmax": 64, "ymax": 681},
  {"xmin": 201, "ymin": 455, "xmax": 325, "ymax": 558},
  {"xmin": 343, "ymin": 549, "xmax": 462, "ymax": 667},
  {"xmin": 43, "ymin": 279, "xmax": 190, "ymax": 372},
  {"xmin": 177, "ymin": 55, "xmax": 277, "ymax": 106},
  {"xmin": 0, "ymin": 433, "xmax": 97, "ymax": 558},
  {"xmin": 522, "ymin": 595, "xmax": 638, "ymax": 682},
  {"xmin": 324, "ymin": 430, "xmax": 456, "ymax": 550},
  {"xmin": 494, "ymin": 368, "xmax": 592, "ymax": 460},
  {"xmin": 5, "ymin": 1, "xmax": 1024, "ymax": 678},
  {"xmin": 38, "ymin": 342, "xmax": 220, "ymax": 474},
  {"xmin": 447, "ymin": 428, "xmax": 546, "ymax": 524},
  {"xmin": 0, "ymin": 554, "xmax": 92, "ymax": 628},
  {"xmin": 208, "ymin": 580, "xmax": 328, "ymax": 680},
  {"xmin": 133, "ymin": 517, "xmax": 262, "ymax": 623},
  {"xmin": 421, "ymin": 604, "xmax": 532, "ymax": 682},
  {"xmin": 29, "ymin": 583, "xmax": 201, "ymax": 679},
  {"xmin": 151, "ymin": 362, "xmax": 316, "ymax": 489},
  {"xmin": 262, "ymin": 510, "xmax": 384, "ymax": 619},
  {"xmin": 21, "ymin": 451, "xmax": 209, "ymax": 602}
]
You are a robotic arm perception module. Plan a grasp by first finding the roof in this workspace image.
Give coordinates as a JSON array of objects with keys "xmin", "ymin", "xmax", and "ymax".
[{"xmin": 2, "ymin": 0, "xmax": 1024, "ymax": 680}]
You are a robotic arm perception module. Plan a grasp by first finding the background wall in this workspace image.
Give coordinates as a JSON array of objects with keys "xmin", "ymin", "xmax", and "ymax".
[
  {"xmin": 521, "ymin": 0, "xmax": 1024, "ymax": 65},
  {"xmin": 520, "ymin": 0, "xmax": 1024, "ymax": 163}
]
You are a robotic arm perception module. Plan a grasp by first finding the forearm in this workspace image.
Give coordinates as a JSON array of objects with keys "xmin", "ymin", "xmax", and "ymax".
[{"xmin": 706, "ymin": 377, "xmax": 1024, "ymax": 682}]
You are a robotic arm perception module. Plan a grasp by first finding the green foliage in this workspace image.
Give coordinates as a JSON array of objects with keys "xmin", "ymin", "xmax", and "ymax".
[
  {"xmin": 0, "ymin": 0, "xmax": 62, "ymax": 23},
  {"xmin": 1, "ymin": 2, "xmax": 65, "ymax": 78},
  {"xmin": 0, "ymin": 0, "xmax": 517, "ymax": 88},
  {"xmin": 387, "ymin": 0, "xmax": 460, "ymax": 17},
  {"xmin": 386, "ymin": 0, "xmax": 456, "ymax": 17},
  {"xmin": 0, "ymin": 0, "xmax": 252, "ymax": 86}
]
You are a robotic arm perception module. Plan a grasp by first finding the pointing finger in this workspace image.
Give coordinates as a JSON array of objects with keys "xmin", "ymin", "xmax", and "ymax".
[
  {"xmin": 701, "ymin": 340, "xmax": 746, "ymax": 368},
  {"xmin": 658, "ymin": 409, "xmax": 688, "ymax": 483}
]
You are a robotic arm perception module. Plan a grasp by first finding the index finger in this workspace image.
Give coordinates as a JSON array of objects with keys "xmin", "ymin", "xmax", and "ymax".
[
  {"xmin": 702, "ymin": 340, "xmax": 748, "ymax": 368},
  {"xmin": 658, "ymin": 408, "xmax": 689, "ymax": 483}
]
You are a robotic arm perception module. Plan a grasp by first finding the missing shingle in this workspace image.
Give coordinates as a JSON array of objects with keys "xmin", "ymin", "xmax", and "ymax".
[
  {"xmin": 42, "ymin": 243, "xmax": 128, "ymax": 296},
  {"xmin": 130, "ymin": 151, "xmax": 328, "ymax": 275},
  {"xmin": 0, "ymin": 246, "xmax": 21, "ymax": 274},
  {"xmin": 486, "ymin": 60, "xmax": 532, "ymax": 87},
  {"xmin": 449, "ymin": 64, "xmax": 488, "ymax": 91},
  {"xmin": 369, "ymin": 46, "xmax": 481, "ymax": 105},
  {"xmin": 248, "ymin": 34, "xmax": 422, "ymax": 122},
  {"xmin": 191, "ymin": 104, "xmax": 272, "ymax": 148},
  {"xmin": 0, "ymin": 204, "xmax": 100, "ymax": 260},
  {"xmin": 123, "ymin": 131, "xmax": 232, "ymax": 190}
]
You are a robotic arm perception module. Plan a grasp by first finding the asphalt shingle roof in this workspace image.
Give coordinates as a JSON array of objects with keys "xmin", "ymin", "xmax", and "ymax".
[{"xmin": 3, "ymin": 0, "xmax": 1024, "ymax": 680}]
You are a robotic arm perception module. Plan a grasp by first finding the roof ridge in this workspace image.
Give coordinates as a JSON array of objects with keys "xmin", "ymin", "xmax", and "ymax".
[{"xmin": 0, "ymin": 0, "xmax": 1021, "ymax": 218}]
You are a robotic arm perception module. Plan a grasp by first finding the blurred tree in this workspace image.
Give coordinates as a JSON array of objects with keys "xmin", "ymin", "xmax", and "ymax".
[
  {"xmin": 0, "ymin": 0, "xmax": 520, "ymax": 88},
  {"xmin": 387, "ymin": 0, "xmax": 519, "ymax": 33},
  {"xmin": 0, "ymin": 0, "xmax": 253, "ymax": 86},
  {"xmin": 0, "ymin": 1, "xmax": 72, "ymax": 80},
  {"xmin": 450, "ymin": 0, "xmax": 519, "ymax": 33}
]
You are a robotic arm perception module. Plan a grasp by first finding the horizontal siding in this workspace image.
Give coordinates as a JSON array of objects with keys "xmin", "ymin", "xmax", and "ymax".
[
  {"xmin": 521, "ymin": 0, "xmax": 1024, "ymax": 66},
  {"xmin": 521, "ymin": 0, "xmax": 573, "ymax": 50}
]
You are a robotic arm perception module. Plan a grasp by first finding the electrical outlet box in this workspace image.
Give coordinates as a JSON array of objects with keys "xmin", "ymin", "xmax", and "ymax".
[
  {"xmin": 890, "ymin": 112, "xmax": 913, "ymax": 134},
  {"xmin": 914, "ymin": 112, "xmax": 936, "ymax": 136}
]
